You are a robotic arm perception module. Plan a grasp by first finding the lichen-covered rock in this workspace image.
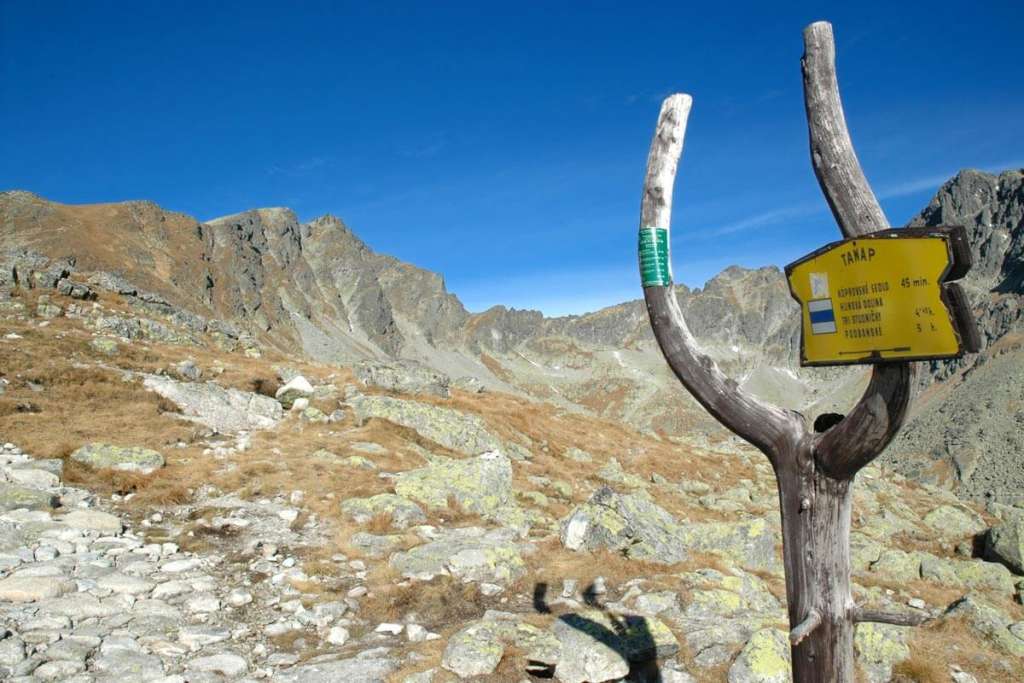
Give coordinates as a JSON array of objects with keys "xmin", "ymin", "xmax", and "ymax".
[
  {"xmin": 947, "ymin": 595, "xmax": 1024, "ymax": 657},
  {"xmin": 560, "ymin": 487, "xmax": 687, "ymax": 564},
  {"xmin": 855, "ymin": 623, "xmax": 911, "ymax": 682},
  {"xmin": 348, "ymin": 532, "xmax": 404, "ymax": 559},
  {"xmin": 441, "ymin": 620, "xmax": 505, "ymax": 678},
  {"xmin": 549, "ymin": 610, "xmax": 677, "ymax": 683},
  {"xmin": 395, "ymin": 451, "xmax": 513, "ymax": 517},
  {"xmin": 442, "ymin": 612, "xmax": 559, "ymax": 678},
  {"xmin": 669, "ymin": 568, "xmax": 785, "ymax": 667},
  {"xmin": 144, "ymin": 375, "xmax": 283, "ymax": 433},
  {"xmin": 0, "ymin": 483, "xmax": 59, "ymax": 512},
  {"xmin": 679, "ymin": 518, "xmax": 778, "ymax": 571},
  {"xmin": 870, "ymin": 549, "xmax": 923, "ymax": 583},
  {"xmin": 923, "ymin": 505, "xmax": 987, "ymax": 538},
  {"xmin": 560, "ymin": 487, "xmax": 777, "ymax": 569},
  {"xmin": 452, "ymin": 375, "xmax": 485, "ymax": 393},
  {"xmin": 727, "ymin": 629, "xmax": 792, "ymax": 683},
  {"xmin": 70, "ymin": 443, "xmax": 165, "ymax": 474},
  {"xmin": 355, "ymin": 359, "xmax": 451, "ymax": 398},
  {"xmin": 597, "ymin": 457, "xmax": 648, "ymax": 488},
  {"xmin": 89, "ymin": 337, "xmax": 119, "ymax": 355},
  {"xmin": 348, "ymin": 394, "xmax": 502, "ymax": 455},
  {"xmin": 903, "ymin": 554, "xmax": 1016, "ymax": 594},
  {"xmin": 341, "ymin": 494, "xmax": 427, "ymax": 529},
  {"xmin": 389, "ymin": 527, "xmax": 527, "ymax": 584},
  {"xmin": 552, "ymin": 613, "xmax": 629, "ymax": 683},
  {"xmin": 986, "ymin": 513, "xmax": 1024, "ymax": 574}
]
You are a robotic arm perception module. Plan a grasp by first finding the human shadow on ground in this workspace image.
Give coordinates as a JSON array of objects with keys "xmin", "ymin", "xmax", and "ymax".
[{"xmin": 531, "ymin": 581, "xmax": 664, "ymax": 682}]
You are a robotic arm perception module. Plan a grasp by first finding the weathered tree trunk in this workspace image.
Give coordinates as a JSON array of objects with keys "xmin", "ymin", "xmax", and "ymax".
[
  {"xmin": 775, "ymin": 445, "xmax": 855, "ymax": 681},
  {"xmin": 638, "ymin": 21, "xmax": 929, "ymax": 682}
]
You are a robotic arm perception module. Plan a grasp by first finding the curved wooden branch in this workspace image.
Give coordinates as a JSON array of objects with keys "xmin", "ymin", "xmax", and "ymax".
[
  {"xmin": 801, "ymin": 21, "xmax": 914, "ymax": 479},
  {"xmin": 789, "ymin": 609, "xmax": 822, "ymax": 645},
  {"xmin": 853, "ymin": 607, "xmax": 933, "ymax": 627},
  {"xmin": 641, "ymin": 95, "xmax": 805, "ymax": 460}
]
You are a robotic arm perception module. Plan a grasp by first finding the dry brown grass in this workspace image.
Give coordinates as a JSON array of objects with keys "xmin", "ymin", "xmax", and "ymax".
[
  {"xmin": 891, "ymin": 616, "xmax": 1021, "ymax": 683},
  {"xmin": 361, "ymin": 574, "xmax": 492, "ymax": 629}
]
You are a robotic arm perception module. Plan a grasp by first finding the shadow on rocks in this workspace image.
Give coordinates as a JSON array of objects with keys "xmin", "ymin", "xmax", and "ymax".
[{"xmin": 532, "ymin": 581, "xmax": 663, "ymax": 683}]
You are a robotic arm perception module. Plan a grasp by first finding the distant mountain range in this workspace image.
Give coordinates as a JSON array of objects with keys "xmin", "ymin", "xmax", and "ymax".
[{"xmin": 2, "ymin": 168, "xmax": 1021, "ymax": 501}]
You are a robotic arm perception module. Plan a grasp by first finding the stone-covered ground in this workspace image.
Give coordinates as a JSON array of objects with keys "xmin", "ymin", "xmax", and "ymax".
[{"xmin": 1, "ymin": 267, "xmax": 1023, "ymax": 682}]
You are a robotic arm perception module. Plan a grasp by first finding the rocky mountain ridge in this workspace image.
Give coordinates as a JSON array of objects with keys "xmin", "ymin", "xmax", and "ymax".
[{"xmin": 2, "ymin": 168, "xmax": 1022, "ymax": 500}]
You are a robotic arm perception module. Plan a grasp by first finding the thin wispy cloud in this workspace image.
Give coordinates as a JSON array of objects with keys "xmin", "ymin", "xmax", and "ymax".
[
  {"xmin": 691, "ymin": 160, "xmax": 1024, "ymax": 240},
  {"xmin": 267, "ymin": 156, "xmax": 331, "ymax": 177},
  {"xmin": 692, "ymin": 201, "xmax": 825, "ymax": 239},
  {"xmin": 876, "ymin": 159, "xmax": 1024, "ymax": 200}
]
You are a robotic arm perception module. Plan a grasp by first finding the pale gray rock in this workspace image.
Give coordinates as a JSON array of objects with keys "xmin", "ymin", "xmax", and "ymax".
[
  {"xmin": 552, "ymin": 613, "xmax": 629, "ymax": 683},
  {"xmin": 188, "ymin": 652, "xmax": 248, "ymax": 677},
  {"xmin": 355, "ymin": 359, "xmax": 450, "ymax": 398},
  {"xmin": 394, "ymin": 451, "xmax": 513, "ymax": 516},
  {"xmin": 340, "ymin": 494, "xmax": 427, "ymax": 529},
  {"xmin": 62, "ymin": 509, "xmax": 123, "ymax": 534},
  {"xmin": 986, "ymin": 512, "xmax": 1024, "ymax": 574},
  {"xmin": 348, "ymin": 394, "xmax": 502, "ymax": 456},
  {"xmin": 0, "ymin": 483, "xmax": 59, "ymax": 512},
  {"xmin": 89, "ymin": 649, "xmax": 165, "ymax": 680},
  {"xmin": 561, "ymin": 487, "xmax": 775, "ymax": 568},
  {"xmin": 390, "ymin": 527, "xmax": 526, "ymax": 583},
  {"xmin": 5, "ymin": 468, "xmax": 59, "ymax": 489},
  {"xmin": 272, "ymin": 647, "xmax": 397, "ymax": 682},
  {"xmin": 70, "ymin": 443, "xmax": 165, "ymax": 474},
  {"xmin": 275, "ymin": 375, "xmax": 314, "ymax": 408},
  {"xmin": 727, "ymin": 629, "xmax": 791, "ymax": 683},
  {"xmin": 0, "ymin": 576, "xmax": 75, "ymax": 602},
  {"xmin": 172, "ymin": 359, "xmax": 202, "ymax": 381},
  {"xmin": 143, "ymin": 375, "xmax": 283, "ymax": 433}
]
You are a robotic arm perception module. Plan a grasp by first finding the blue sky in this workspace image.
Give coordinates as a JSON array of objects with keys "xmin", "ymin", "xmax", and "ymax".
[{"xmin": 2, "ymin": 1, "xmax": 1022, "ymax": 316}]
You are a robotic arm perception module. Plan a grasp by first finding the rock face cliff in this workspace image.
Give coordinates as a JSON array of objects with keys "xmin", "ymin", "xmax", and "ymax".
[{"xmin": 2, "ymin": 168, "xmax": 1021, "ymax": 500}]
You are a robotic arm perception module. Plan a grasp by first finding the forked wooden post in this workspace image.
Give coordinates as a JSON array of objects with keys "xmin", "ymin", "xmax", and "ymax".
[{"xmin": 639, "ymin": 22, "xmax": 927, "ymax": 681}]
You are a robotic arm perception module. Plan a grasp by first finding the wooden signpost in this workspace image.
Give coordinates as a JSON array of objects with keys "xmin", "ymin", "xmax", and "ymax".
[{"xmin": 637, "ymin": 21, "xmax": 977, "ymax": 683}]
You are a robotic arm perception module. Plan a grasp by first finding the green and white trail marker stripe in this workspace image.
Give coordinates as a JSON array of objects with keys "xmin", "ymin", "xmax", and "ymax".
[{"xmin": 639, "ymin": 226, "xmax": 672, "ymax": 287}]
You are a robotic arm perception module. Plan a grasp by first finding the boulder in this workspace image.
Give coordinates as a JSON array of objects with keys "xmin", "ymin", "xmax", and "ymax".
[
  {"xmin": 173, "ymin": 359, "xmax": 202, "ymax": 381},
  {"xmin": 62, "ymin": 509, "xmax": 123, "ymax": 534},
  {"xmin": 395, "ymin": 451, "xmax": 513, "ymax": 517},
  {"xmin": 727, "ymin": 629, "xmax": 791, "ymax": 683},
  {"xmin": 340, "ymin": 494, "xmax": 427, "ymax": 529},
  {"xmin": 679, "ymin": 518, "xmax": 778, "ymax": 571},
  {"xmin": 552, "ymin": 613, "xmax": 629, "ymax": 683},
  {"xmin": 946, "ymin": 595, "xmax": 1024, "ymax": 657},
  {"xmin": 560, "ymin": 487, "xmax": 688, "ymax": 564},
  {"xmin": 348, "ymin": 394, "xmax": 502, "ymax": 456},
  {"xmin": 922, "ymin": 505, "xmax": 987, "ymax": 538},
  {"xmin": 670, "ymin": 568, "xmax": 785, "ymax": 667},
  {"xmin": 70, "ymin": 443, "xmax": 165, "ymax": 474},
  {"xmin": 452, "ymin": 375, "xmax": 485, "ymax": 393},
  {"xmin": 355, "ymin": 360, "xmax": 450, "ymax": 398},
  {"xmin": 442, "ymin": 612, "xmax": 560, "ymax": 678},
  {"xmin": 0, "ymin": 575, "xmax": 75, "ymax": 602},
  {"xmin": 854, "ymin": 623, "xmax": 911, "ymax": 683},
  {"xmin": 275, "ymin": 375, "xmax": 314, "ymax": 408},
  {"xmin": 389, "ymin": 527, "xmax": 527, "ymax": 584},
  {"xmin": 0, "ymin": 483, "xmax": 59, "ymax": 512},
  {"xmin": 144, "ymin": 375, "xmax": 283, "ymax": 432},
  {"xmin": 986, "ymin": 513, "xmax": 1024, "ymax": 574}
]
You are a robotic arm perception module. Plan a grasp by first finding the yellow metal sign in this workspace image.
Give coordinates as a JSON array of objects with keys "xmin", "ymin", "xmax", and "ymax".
[{"xmin": 785, "ymin": 226, "xmax": 979, "ymax": 366}]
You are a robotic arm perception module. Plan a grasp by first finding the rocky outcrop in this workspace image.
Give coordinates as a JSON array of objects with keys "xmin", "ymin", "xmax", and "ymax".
[{"xmin": 143, "ymin": 375, "xmax": 283, "ymax": 433}]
